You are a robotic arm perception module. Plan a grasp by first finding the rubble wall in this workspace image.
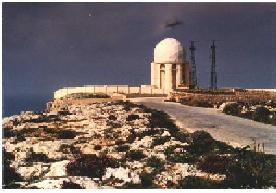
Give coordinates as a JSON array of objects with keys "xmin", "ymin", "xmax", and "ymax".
[{"xmin": 170, "ymin": 90, "xmax": 276, "ymax": 103}]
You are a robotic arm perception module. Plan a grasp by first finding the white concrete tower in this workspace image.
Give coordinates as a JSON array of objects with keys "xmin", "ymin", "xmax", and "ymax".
[{"xmin": 151, "ymin": 38, "xmax": 190, "ymax": 93}]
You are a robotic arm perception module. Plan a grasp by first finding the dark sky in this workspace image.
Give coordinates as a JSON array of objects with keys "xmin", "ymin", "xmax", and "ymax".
[{"xmin": 3, "ymin": 2, "xmax": 276, "ymax": 100}]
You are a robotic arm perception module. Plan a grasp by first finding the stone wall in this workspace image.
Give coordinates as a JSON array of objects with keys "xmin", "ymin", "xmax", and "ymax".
[
  {"xmin": 169, "ymin": 90, "xmax": 276, "ymax": 103},
  {"xmin": 54, "ymin": 85, "xmax": 166, "ymax": 99}
]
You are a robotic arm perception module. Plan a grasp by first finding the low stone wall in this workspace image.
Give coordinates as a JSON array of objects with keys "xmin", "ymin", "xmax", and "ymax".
[
  {"xmin": 54, "ymin": 85, "xmax": 166, "ymax": 99},
  {"xmin": 170, "ymin": 90, "xmax": 276, "ymax": 103},
  {"xmin": 126, "ymin": 93, "xmax": 167, "ymax": 98}
]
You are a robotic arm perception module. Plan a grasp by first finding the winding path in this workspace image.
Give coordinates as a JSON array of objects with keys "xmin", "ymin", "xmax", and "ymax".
[{"xmin": 130, "ymin": 97, "xmax": 276, "ymax": 155}]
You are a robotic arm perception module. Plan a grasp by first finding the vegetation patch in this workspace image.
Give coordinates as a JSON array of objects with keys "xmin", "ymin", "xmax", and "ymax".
[
  {"xmin": 135, "ymin": 128, "xmax": 162, "ymax": 140},
  {"xmin": 59, "ymin": 144, "xmax": 81, "ymax": 155},
  {"xmin": 221, "ymin": 150, "xmax": 276, "ymax": 188},
  {"xmin": 168, "ymin": 152, "xmax": 197, "ymax": 163},
  {"xmin": 223, "ymin": 103, "xmax": 240, "ymax": 116},
  {"xmin": 61, "ymin": 181, "xmax": 84, "ymax": 189},
  {"xmin": 25, "ymin": 148, "xmax": 56, "ymax": 163},
  {"xmin": 253, "ymin": 106, "xmax": 271, "ymax": 123},
  {"xmin": 187, "ymin": 131, "xmax": 215, "ymax": 155},
  {"xmin": 151, "ymin": 136, "xmax": 171, "ymax": 147},
  {"xmin": 126, "ymin": 115, "xmax": 140, "ymax": 122},
  {"xmin": 66, "ymin": 154, "xmax": 119, "ymax": 178},
  {"xmin": 176, "ymin": 176, "xmax": 222, "ymax": 189},
  {"xmin": 146, "ymin": 156, "xmax": 165, "ymax": 172},
  {"xmin": 108, "ymin": 115, "xmax": 117, "ymax": 121},
  {"xmin": 120, "ymin": 172, "xmax": 157, "ymax": 189},
  {"xmin": 181, "ymin": 100, "xmax": 214, "ymax": 108},
  {"xmin": 197, "ymin": 154, "xmax": 230, "ymax": 174},
  {"xmin": 146, "ymin": 109, "xmax": 178, "ymax": 133},
  {"xmin": 3, "ymin": 149, "xmax": 22, "ymax": 189},
  {"xmin": 171, "ymin": 131, "xmax": 190, "ymax": 143},
  {"xmin": 126, "ymin": 150, "xmax": 146, "ymax": 160},
  {"xmin": 57, "ymin": 130, "xmax": 77, "ymax": 139},
  {"xmin": 116, "ymin": 144, "xmax": 129, "ymax": 152}
]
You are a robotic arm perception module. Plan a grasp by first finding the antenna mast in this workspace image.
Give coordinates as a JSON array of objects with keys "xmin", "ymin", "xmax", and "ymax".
[
  {"xmin": 189, "ymin": 41, "xmax": 198, "ymax": 88},
  {"xmin": 210, "ymin": 40, "xmax": 217, "ymax": 90}
]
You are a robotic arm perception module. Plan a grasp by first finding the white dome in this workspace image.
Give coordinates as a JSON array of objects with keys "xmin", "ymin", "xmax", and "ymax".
[{"xmin": 154, "ymin": 38, "xmax": 185, "ymax": 63}]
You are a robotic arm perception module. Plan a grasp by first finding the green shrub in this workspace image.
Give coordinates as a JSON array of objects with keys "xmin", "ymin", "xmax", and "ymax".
[
  {"xmin": 168, "ymin": 152, "xmax": 196, "ymax": 163},
  {"xmin": 108, "ymin": 121, "xmax": 122, "ymax": 128},
  {"xmin": 151, "ymin": 136, "xmax": 171, "ymax": 147},
  {"xmin": 125, "ymin": 130, "xmax": 137, "ymax": 143},
  {"xmin": 197, "ymin": 154, "xmax": 230, "ymax": 174},
  {"xmin": 213, "ymin": 140, "xmax": 236, "ymax": 154},
  {"xmin": 222, "ymin": 151, "xmax": 276, "ymax": 188},
  {"xmin": 61, "ymin": 181, "xmax": 84, "ymax": 189},
  {"xmin": 57, "ymin": 130, "xmax": 77, "ymax": 139},
  {"xmin": 253, "ymin": 106, "xmax": 271, "ymax": 123},
  {"xmin": 123, "ymin": 102, "xmax": 140, "ymax": 111},
  {"xmin": 188, "ymin": 131, "xmax": 215, "ymax": 155},
  {"xmin": 140, "ymin": 172, "xmax": 155, "ymax": 188},
  {"xmin": 181, "ymin": 100, "xmax": 213, "ymax": 108},
  {"xmin": 12, "ymin": 128, "xmax": 37, "ymax": 141},
  {"xmin": 148, "ymin": 109, "xmax": 178, "ymax": 131},
  {"xmin": 43, "ymin": 127, "xmax": 57, "ymax": 134},
  {"xmin": 126, "ymin": 150, "xmax": 146, "ymax": 160},
  {"xmin": 120, "ymin": 182, "xmax": 143, "ymax": 189},
  {"xmin": 193, "ymin": 101, "xmax": 213, "ymax": 108},
  {"xmin": 120, "ymin": 172, "xmax": 157, "ymax": 188},
  {"xmin": 240, "ymin": 111, "xmax": 254, "ymax": 120},
  {"xmin": 59, "ymin": 144, "xmax": 81, "ymax": 155},
  {"xmin": 16, "ymin": 135, "xmax": 26, "ymax": 142},
  {"xmin": 126, "ymin": 115, "xmax": 140, "ymax": 121},
  {"xmin": 172, "ymin": 131, "xmax": 190, "ymax": 143},
  {"xmin": 177, "ymin": 176, "xmax": 221, "ymax": 189},
  {"xmin": 108, "ymin": 115, "xmax": 117, "ymax": 121},
  {"xmin": 271, "ymin": 114, "xmax": 276, "ymax": 126},
  {"xmin": 3, "ymin": 128, "xmax": 15, "ymax": 138},
  {"xmin": 25, "ymin": 148, "xmax": 55, "ymax": 163},
  {"xmin": 116, "ymin": 144, "xmax": 129, "ymax": 152},
  {"xmin": 223, "ymin": 103, "xmax": 240, "ymax": 116},
  {"xmin": 164, "ymin": 146, "xmax": 176, "ymax": 156},
  {"xmin": 3, "ymin": 149, "xmax": 22, "ymax": 188},
  {"xmin": 146, "ymin": 156, "xmax": 165, "ymax": 171},
  {"xmin": 67, "ymin": 154, "xmax": 119, "ymax": 178},
  {"xmin": 135, "ymin": 128, "xmax": 161, "ymax": 140}
]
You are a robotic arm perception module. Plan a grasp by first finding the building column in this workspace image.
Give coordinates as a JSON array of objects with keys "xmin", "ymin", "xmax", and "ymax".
[
  {"xmin": 151, "ymin": 62, "xmax": 161, "ymax": 88},
  {"xmin": 156, "ymin": 63, "xmax": 161, "ymax": 89},
  {"xmin": 164, "ymin": 63, "xmax": 173, "ymax": 93},
  {"xmin": 151, "ymin": 62, "xmax": 155, "ymax": 86},
  {"xmin": 176, "ymin": 64, "xmax": 183, "ymax": 88}
]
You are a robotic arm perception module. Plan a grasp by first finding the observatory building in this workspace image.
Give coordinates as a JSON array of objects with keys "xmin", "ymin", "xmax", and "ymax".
[
  {"xmin": 54, "ymin": 38, "xmax": 190, "ymax": 99},
  {"xmin": 151, "ymin": 38, "xmax": 190, "ymax": 92}
]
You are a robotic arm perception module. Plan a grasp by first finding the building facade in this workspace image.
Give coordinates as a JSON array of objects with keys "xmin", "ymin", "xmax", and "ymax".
[{"xmin": 151, "ymin": 38, "xmax": 190, "ymax": 92}]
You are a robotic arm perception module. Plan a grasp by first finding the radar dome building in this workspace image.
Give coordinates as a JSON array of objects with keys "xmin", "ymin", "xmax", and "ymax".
[
  {"xmin": 151, "ymin": 38, "xmax": 190, "ymax": 92},
  {"xmin": 54, "ymin": 38, "xmax": 190, "ymax": 99}
]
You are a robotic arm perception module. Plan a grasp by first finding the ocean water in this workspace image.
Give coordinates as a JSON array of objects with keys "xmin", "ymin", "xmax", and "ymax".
[{"xmin": 2, "ymin": 94, "xmax": 52, "ymax": 117}]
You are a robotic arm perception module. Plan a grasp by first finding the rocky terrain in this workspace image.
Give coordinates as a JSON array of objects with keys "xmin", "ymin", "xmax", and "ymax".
[{"xmin": 2, "ymin": 98, "xmax": 276, "ymax": 189}]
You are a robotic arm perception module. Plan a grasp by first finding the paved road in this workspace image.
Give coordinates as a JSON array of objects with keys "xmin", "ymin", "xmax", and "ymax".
[{"xmin": 130, "ymin": 97, "xmax": 276, "ymax": 154}]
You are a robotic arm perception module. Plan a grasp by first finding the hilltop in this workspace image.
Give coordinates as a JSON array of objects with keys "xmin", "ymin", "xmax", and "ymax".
[{"xmin": 2, "ymin": 95, "xmax": 276, "ymax": 188}]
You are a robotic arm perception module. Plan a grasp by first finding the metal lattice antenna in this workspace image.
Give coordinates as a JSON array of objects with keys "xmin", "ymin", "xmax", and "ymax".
[
  {"xmin": 210, "ymin": 40, "xmax": 218, "ymax": 90},
  {"xmin": 189, "ymin": 41, "xmax": 198, "ymax": 88}
]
